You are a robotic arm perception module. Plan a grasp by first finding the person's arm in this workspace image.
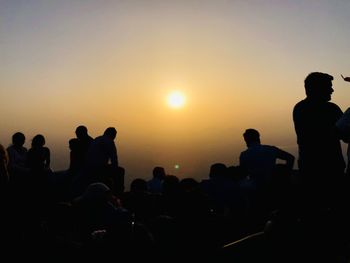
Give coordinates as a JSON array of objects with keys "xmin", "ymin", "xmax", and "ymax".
[
  {"xmin": 341, "ymin": 74, "xmax": 350, "ymax": 82},
  {"xmin": 333, "ymin": 105, "xmax": 350, "ymax": 143},
  {"xmin": 107, "ymin": 140, "xmax": 118, "ymax": 168},
  {"xmin": 276, "ymin": 148, "xmax": 295, "ymax": 170},
  {"xmin": 45, "ymin": 148, "xmax": 51, "ymax": 169}
]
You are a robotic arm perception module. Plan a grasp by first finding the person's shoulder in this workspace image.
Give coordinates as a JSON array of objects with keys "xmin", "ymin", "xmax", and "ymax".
[
  {"xmin": 326, "ymin": 101, "xmax": 342, "ymax": 109},
  {"xmin": 293, "ymin": 99, "xmax": 307, "ymax": 113},
  {"xmin": 6, "ymin": 145, "xmax": 13, "ymax": 151},
  {"xmin": 240, "ymin": 149, "xmax": 250, "ymax": 159},
  {"xmin": 261, "ymin": 144, "xmax": 279, "ymax": 152},
  {"xmin": 326, "ymin": 102, "xmax": 343, "ymax": 114}
]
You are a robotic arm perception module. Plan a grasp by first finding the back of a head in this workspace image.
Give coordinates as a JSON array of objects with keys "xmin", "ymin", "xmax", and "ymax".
[
  {"xmin": 12, "ymin": 132, "xmax": 25, "ymax": 147},
  {"xmin": 130, "ymin": 178, "xmax": 148, "ymax": 193},
  {"xmin": 209, "ymin": 163, "xmax": 227, "ymax": 179},
  {"xmin": 69, "ymin": 138, "xmax": 79, "ymax": 151},
  {"xmin": 243, "ymin": 128, "xmax": 260, "ymax": 145},
  {"xmin": 153, "ymin": 166, "xmax": 166, "ymax": 179},
  {"xmin": 304, "ymin": 72, "xmax": 333, "ymax": 98},
  {"xmin": 75, "ymin": 125, "xmax": 88, "ymax": 139},
  {"xmin": 32, "ymin": 134, "xmax": 45, "ymax": 148},
  {"xmin": 162, "ymin": 175, "xmax": 180, "ymax": 194},
  {"xmin": 104, "ymin": 127, "xmax": 117, "ymax": 139}
]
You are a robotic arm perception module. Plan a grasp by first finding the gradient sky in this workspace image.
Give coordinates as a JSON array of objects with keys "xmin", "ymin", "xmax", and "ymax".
[{"xmin": 1, "ymin": 0, "xmax": 350, "ymax": 186}]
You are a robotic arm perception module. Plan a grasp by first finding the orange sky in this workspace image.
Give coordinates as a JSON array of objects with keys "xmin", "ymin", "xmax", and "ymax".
[{"xmin": 1, "ymin": 1, "xmax": 350, "ymax": 186}]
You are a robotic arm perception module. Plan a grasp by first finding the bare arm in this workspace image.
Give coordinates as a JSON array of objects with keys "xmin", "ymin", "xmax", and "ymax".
[
  {"xmin": 276, "ymin": 148, "xmax": 295, "ymax": 170},
  {"xmin": 341, "ymin": 74, "xmax": 350, "ymax": 82},
  {"xmin": 108, "ymin": 141, "xmax": 119, "ymax": 168}
]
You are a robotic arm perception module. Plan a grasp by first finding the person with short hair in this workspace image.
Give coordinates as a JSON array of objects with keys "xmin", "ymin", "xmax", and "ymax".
[
  {"xmin": 240, "ymin": 128, "xmax": 294, "ymax": 189},
  {"xmin": 293, "ymin": 72, "xmax": 346, "ymax": 183}
]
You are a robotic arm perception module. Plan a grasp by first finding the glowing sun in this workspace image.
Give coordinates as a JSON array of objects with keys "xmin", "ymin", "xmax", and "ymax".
[{"xmin": 167, "ymin": 91, "xmax": 186, "ymax": 109}]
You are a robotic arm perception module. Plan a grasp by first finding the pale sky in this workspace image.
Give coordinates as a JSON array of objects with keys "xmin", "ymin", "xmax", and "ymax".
[{"xmin": 1, "ymin": 0, "xmax": 350, "ymax": 186}]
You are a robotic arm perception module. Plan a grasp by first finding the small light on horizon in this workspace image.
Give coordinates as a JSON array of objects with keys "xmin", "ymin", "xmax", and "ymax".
[{"xmin": 174, "ymin": 164, "xmax": 180, "ymax": 169}]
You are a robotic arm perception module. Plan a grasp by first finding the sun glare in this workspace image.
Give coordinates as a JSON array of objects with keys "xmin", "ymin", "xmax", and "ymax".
[{"xmin": 167, "ymin": 91, "xmax": 186, "ymax": 109}]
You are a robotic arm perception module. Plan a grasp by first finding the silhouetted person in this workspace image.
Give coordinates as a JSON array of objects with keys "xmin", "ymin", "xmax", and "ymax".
[
  {"xmin": 27, "ymin": 134, "xmax": 52, "ymax": 217},
  {"xmin": 293, "ymin": 72, "xmax": 346, "ymax": 185},
  {"xmin": 147, "ymin": 166, "xmax": 166, "ymax": 194},
  {"xmin": 68, "ymin": 138, "xmax": 80, "ymax": 174},
  {"xmin": 70, "ymin": 125, "xmax": 93, "ymax": 173},
  {"xmin": 7, "ymin": 132, "xmax": 29, "ymax": 177},
  {"xmin": 86, "ymin": 127, "xmax": 118, "ymax": 172},
  {"xmin": 240, "ymin": 128, "xmax": 294, "ymax": 189},
  {"xmin": 240, "ymin": 129, "xmax": 294, "ymax": 229},
  {"xmin": 27, "ymin": 134, "xmax": 50, "ymax": 172},
  {"xmin": 72, "ymin": 127, "xmax": 120, "ymax": 196}
]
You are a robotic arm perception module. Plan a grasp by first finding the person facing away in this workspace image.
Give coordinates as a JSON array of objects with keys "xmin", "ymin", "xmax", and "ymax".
[
  {"xmin": 7, "ymin": 132, "xmax": 29, "ymax": 175},
  {"xmin": 293, "ymin": 72, "xmax": 346, "ymax": 182},
  {"xmin": 239, "ymin": 129, "xmax": 295, "ymax": 189},
  {"xmin": 69, "ymin": 125, "xmax": 93, "ymax": 173},
  {"xmin": 85, "ymin": 127, "xmax": 119, "ymax": 173},
  {"xmin": 147, "ymin": 166, "xmax": 166, "ymax": 194},
  {"xmin": 27, "ymin": 134, "xmax": 50, "ymax": 172}
]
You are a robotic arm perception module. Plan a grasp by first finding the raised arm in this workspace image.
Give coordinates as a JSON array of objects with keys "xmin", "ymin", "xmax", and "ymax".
[{"xmin": 341, "ymin": 74, "xmax": 350, "ymax": 82}]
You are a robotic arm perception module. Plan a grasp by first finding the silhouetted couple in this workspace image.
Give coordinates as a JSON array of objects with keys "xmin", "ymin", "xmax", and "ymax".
[{"xmin": 71, "ymin": 126, "xmax": 122, "ymax": 198}]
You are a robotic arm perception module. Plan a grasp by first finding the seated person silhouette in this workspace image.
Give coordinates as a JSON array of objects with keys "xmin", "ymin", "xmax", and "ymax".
[
  {"xmin": 147, "ymin": 166, "xmax": 166, "ymax": 194},
  {"xmin": 27, "ymin": 134, "xmax": 50, "ymax": 172},
  {"xmin": 7, "ymin": 132, "xmax": 29, "ymax": 176},
  {"xmin": 69, "ymin": 125, "xmax": 93, "ymax": 173},
  {"xmin": 71, "ymin": 127, "xmax": 119, "ymax": 197}
]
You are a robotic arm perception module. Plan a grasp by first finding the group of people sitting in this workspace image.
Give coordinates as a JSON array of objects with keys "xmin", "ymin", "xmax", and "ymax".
[{"xmin": 0, "ymin": 72, "xmax": 350, "ymax": 261}]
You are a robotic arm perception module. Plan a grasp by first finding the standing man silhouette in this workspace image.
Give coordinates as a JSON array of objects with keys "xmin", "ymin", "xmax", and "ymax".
[{"xmin": 293, "ymin": 72, "xmax": 346, "ymax": 189}]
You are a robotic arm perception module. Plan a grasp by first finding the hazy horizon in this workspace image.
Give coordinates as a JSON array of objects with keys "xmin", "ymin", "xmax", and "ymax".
[{"xmin": 1, "ymin": 0, "xmax": 350, "ymax": 186}]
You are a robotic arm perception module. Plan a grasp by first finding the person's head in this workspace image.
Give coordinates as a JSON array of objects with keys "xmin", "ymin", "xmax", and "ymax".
[
  {"xmin": 153, "ymin": 166, "xmax": 166, "ymax": 180},
  {"xmin": 209, "ymin": 163, "xmax": 227, "ymax": 179},
  {"xmin": 104, "ymin": 127, "xmax": 117, "ymax": 140},
  {"xmin": 304, "ymin": 72, "xmax": 334, "ymax": 102},
  {"xmin": 162, "ymin": 175, "xmax": 180, "ymax": 195},
  {"xmin": 69, "ymin": 138, "xmax": 79, "ymax": 151},
  {"xmin": 130, "ymin": 178, "xmax": 148, "ymax": 193},
  {"xmin": 75, "ymin": 125, "xmax": 88, "ymax": 139},
  {"xmin": 31, "ymin": 134, "xmax": 45, "ymax": 148},
  {"xmin": 243, "ymin": 128, "xmax": 260, "ymax": 147},
  {"xmin": 12, "ymin": 132, "xmax": 25, "ymax": 147}
]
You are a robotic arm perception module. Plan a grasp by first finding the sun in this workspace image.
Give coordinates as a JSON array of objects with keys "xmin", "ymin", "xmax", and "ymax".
[{"xmin": 167, "ymin": 91, "xmax": 186, "ymax": 109}]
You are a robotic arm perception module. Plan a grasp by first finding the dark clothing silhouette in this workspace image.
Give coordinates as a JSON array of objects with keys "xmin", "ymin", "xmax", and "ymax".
[
  {"xmin": 27, "ymin": 147, "xmax": 50, "ymax": 172},
  {"xmin": 69, "ymin": 134, "xmax": 93, "ymax": 173},
  {"xmin": 293, "ymin": 98, "xmax": 345, "ymax": 180}
]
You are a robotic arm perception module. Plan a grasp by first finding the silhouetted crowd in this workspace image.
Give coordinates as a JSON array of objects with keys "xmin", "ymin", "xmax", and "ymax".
[{"xmin": 1, "ymin": 72, "xmax": 350, "ymax": 262}]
